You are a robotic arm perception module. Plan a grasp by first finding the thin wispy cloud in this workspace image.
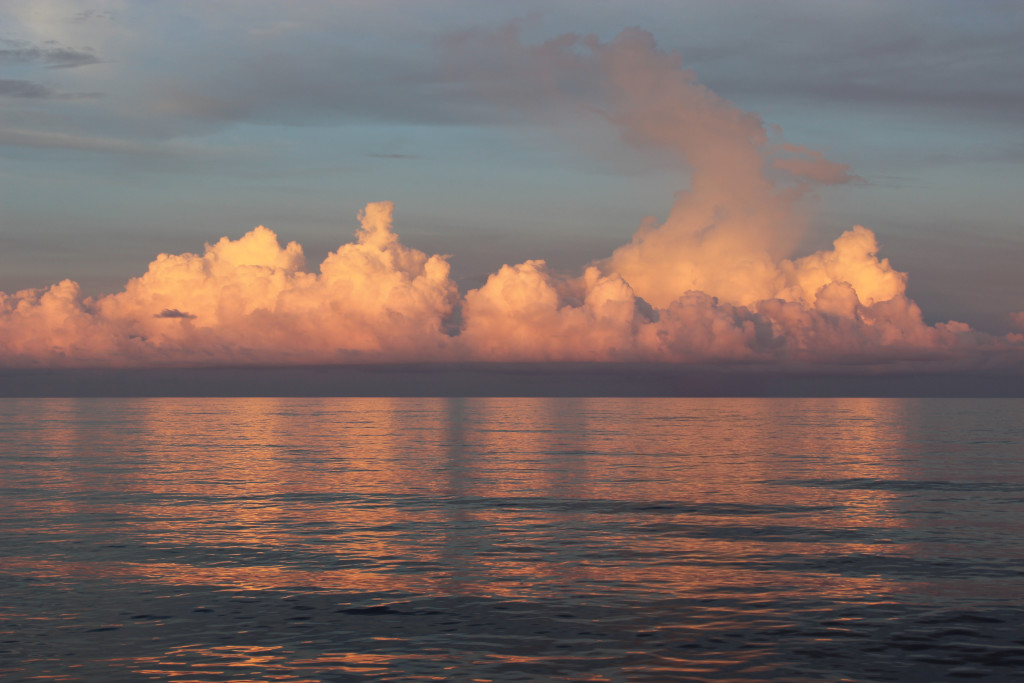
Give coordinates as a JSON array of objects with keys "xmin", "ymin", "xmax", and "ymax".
[
  {"xmin": 367, "ymin": 153, "xmax": 418, "ymax": 160},
  {"xmin": 0, "ymin": 41, "xmax": 99, "ymax": 69},
  {"xmin": 0, "ymin": 78, "xmax": 50, "ymax": 98}
]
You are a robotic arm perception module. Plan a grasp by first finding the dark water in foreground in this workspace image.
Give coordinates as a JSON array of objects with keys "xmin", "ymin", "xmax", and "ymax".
[{"xmin": 1, "ymin": 397, "xmax": 1023, "ymax": 682}]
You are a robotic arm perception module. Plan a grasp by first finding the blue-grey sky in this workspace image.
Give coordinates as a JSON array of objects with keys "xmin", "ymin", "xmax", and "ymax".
[{"xmin": 1, "ymin": 0, "xmax": 1022, "ymax": 334}]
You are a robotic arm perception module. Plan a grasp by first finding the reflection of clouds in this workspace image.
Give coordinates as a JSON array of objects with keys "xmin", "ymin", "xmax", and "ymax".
[
  {"xmin": 10, "ymin": 396, "xmax": 1024, "ymax": 679},
  {"xmin": 7, "ymin": 397, "xmax": 964, "ymax": 607},
  {"xmin": 863, "ymin": 399, "xmax": 1024, "ymax": 586},
  {"xmin": 147, "ymin": 645, "xmax": 430, "ymax": 679},
  {"xmin": 1, "ymin": 547, "xmax": 901, "ymax": 605},
  {"xmin": 750, "ymin": 398, "xmax": 911, "ymax": 528}
]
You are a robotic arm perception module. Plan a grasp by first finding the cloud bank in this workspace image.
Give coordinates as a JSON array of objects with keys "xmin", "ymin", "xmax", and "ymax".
[{"xmin": 2, "ymin": 29, "xmax": 1022, "ymax": 370}]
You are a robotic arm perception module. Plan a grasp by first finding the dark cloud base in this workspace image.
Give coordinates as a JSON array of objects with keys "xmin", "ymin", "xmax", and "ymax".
[{"xmin": 2, "ymin": 364, "xmax": 1021, "ymax": 398}]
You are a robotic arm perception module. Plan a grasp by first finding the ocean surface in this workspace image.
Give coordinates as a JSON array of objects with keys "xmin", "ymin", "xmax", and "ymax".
[{"xmin": 1, "ymin": 397, "xmax": 1023, "ymax": 682}]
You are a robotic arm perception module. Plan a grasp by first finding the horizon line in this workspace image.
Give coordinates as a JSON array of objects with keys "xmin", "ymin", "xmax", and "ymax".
[{"xmin": 2, "ymin": 363, "xmax": 1022, "ymax": 398}]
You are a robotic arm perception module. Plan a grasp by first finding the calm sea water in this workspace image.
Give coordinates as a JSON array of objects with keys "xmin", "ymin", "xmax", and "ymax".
[{"xmin": 1, "ymin": 397, "xmax": 1023, "ymax": 681}]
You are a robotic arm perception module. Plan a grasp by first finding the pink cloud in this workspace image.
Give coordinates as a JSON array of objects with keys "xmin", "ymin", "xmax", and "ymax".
[{"xmin": 1, "ymin": 30, "xmax": 1021, "ymax": 371}]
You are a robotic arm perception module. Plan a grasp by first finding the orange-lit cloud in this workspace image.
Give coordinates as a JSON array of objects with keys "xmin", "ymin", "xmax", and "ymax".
[
  {"xmin": 0, "ymin": 202, "xmax": 457, "ymax": 365},
  {"xmin": 2, "ymin": 204, "xmax": 1011, "ymax": 367},
  {"xmin": 1, "ymin": 30, "xmax": 1021, "ymax": 369}
]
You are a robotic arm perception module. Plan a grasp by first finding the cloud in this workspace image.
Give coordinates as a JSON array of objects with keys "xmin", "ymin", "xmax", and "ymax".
[
  {"xmin": 772, "ymin": 145, "xmax": 859, "ymax": 186},
  {"xmin": 0, "ymin": 200, "xmax": 1018, "ymax": 369},
  {"xmin": 454, "ymin": 225, "xmax": 981, "ymax": 365},
  {"xmin": 0, "ymin": 28, "xmax": 1021, "ymax": 371},
  {"xmin": 154, "ymin": 309, "xmax": 196, "ymax": 319},
  {"xmin": 142, "ymin": 36, "xmax": 477, "ymax": 130},
  {"xmin": 0, "ymin": 194, "xmax": 1013, "ymax": 368},
  {"xmin": 5, "ymin": 1, "xmax": 1020, "ymax": 176},
  {"xmin": 0, "ymin": 41, "xmax": 99, "ymax": 68},
  {"xmin": 449, "ymin": 28, "xmax": 1021, "ymax": 368},
  {"xmin": 670, "ymin": 1, "xmax": 1024, "ymax": 127},
  {"xmin": 0, "ymin": 79, "xmax": 51, "ymax": 98},
  {"xmin": 0, "ymin": 128, "xmax": 158, "ymax": 154},
  {"xmin": 72, "ymin": 10, "xmax": 115, "ymax": 25},
  {"xmin": 0, "ymin": 202, "xmax": 461, "ymax": 366},
  {"xmin": 367, "ymin": 153, "xmax": 418, "ymax": 160}
]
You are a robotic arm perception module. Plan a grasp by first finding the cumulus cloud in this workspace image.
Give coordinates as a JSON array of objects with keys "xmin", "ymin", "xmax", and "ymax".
[
  {"xmin": 0, "ymin": 202, "xmax": 457, "ymax": 366},
  {"xmin": 0, "ymin": 29, "xmax": 1021, "ymax": 369},
  {"xmin": 0, "ymin": 200, "xmax": 1017, "ymax": 368},
  {"xmin": 454, "ymin": 225, "xmax": 982, "ymax": 365},
  {"xmin": 450, "ymin": 29, "xmax": 1020, "ymax": 367}
]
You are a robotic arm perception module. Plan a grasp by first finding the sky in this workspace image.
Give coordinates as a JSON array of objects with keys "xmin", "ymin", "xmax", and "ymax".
[{"xmin": 1, "ymin": 0, "xmax": 1023, "ymax": 373}]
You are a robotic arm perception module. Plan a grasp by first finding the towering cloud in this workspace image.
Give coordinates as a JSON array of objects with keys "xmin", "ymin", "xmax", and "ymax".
[
  {"xmin": 451, "ymin": 29, "xmax": 1005, "ymax": 366},
  {"xmin": 0, "ymin": 30, "xmax": 1020, "ymax": 369},
  {"xmin": 0, "ymin": 202, "xmax": 457, "ymax": 365}
]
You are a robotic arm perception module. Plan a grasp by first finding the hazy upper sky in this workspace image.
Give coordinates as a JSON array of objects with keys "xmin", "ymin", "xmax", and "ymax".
[{"xmin": 1, "ymin": 0, "xmax": 1022, "ymax": 369}]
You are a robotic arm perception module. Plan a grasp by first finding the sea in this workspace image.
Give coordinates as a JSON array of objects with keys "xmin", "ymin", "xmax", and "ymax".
[{"xmin": 1, "ymin": 397, "xmax": 1023, "ymax": 681}]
